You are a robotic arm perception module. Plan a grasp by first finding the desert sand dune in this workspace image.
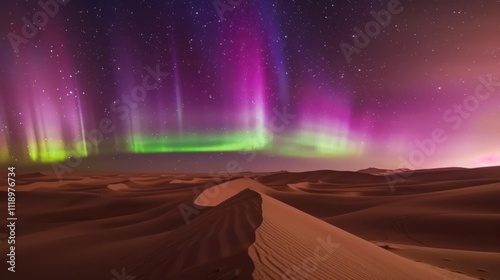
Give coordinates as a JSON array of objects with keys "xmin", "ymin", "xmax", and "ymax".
[
  {"xmin": 170, "ymin": 177, "xmax": 214, "ymax": 184},
  {"xmin": 373, "ymin": 242, "xmax": 500, "ymax": 280},
  {"xmin": 253, "ymin": 167, "xmax": 500, "ymax": 279},
  {"xmin": 193, "ymin": 186, "xmax": 472, "ymax": 279},
  {"xmin": 194, "ymin": 177, "xmax": 275, "ymax": 206},
  {"xmin": 1, "ymin": 167, "xmax": 498, "ymax": 279}
]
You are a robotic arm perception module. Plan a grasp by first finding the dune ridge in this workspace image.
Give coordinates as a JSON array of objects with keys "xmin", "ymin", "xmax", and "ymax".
[{"xmin": 195, "ymin": 183, "xmax": 473, "ymax": 280}]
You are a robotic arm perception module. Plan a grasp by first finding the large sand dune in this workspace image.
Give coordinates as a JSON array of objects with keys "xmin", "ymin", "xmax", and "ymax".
[{"xmin": 0, "ymin": 166, "xmax": 498, "ymax": 279}]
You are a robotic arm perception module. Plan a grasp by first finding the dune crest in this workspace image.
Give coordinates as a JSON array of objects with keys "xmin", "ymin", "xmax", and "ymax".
[
  {"xmin": 194, "ymin": 177, "xmax": 273, "ymax": 207},
  {"xmin": 195, "ymin": 183, "xmax": 473, "ymax": 279}
]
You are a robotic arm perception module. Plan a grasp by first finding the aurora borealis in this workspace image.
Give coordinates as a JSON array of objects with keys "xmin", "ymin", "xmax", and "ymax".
[{"xmin": 1, "ymin": 0, "xmax": 500, "ymax": 172}]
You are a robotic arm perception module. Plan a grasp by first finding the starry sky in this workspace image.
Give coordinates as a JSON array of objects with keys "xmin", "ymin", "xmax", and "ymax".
[{"xmin": 1, "ymin": 0, "xmax": 500, "ymax": 172}]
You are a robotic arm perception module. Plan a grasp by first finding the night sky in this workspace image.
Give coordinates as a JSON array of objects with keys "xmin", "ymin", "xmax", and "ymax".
[{"xmin": 1, "ymin": 0, "xmax": 500, "ymax": 173}]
